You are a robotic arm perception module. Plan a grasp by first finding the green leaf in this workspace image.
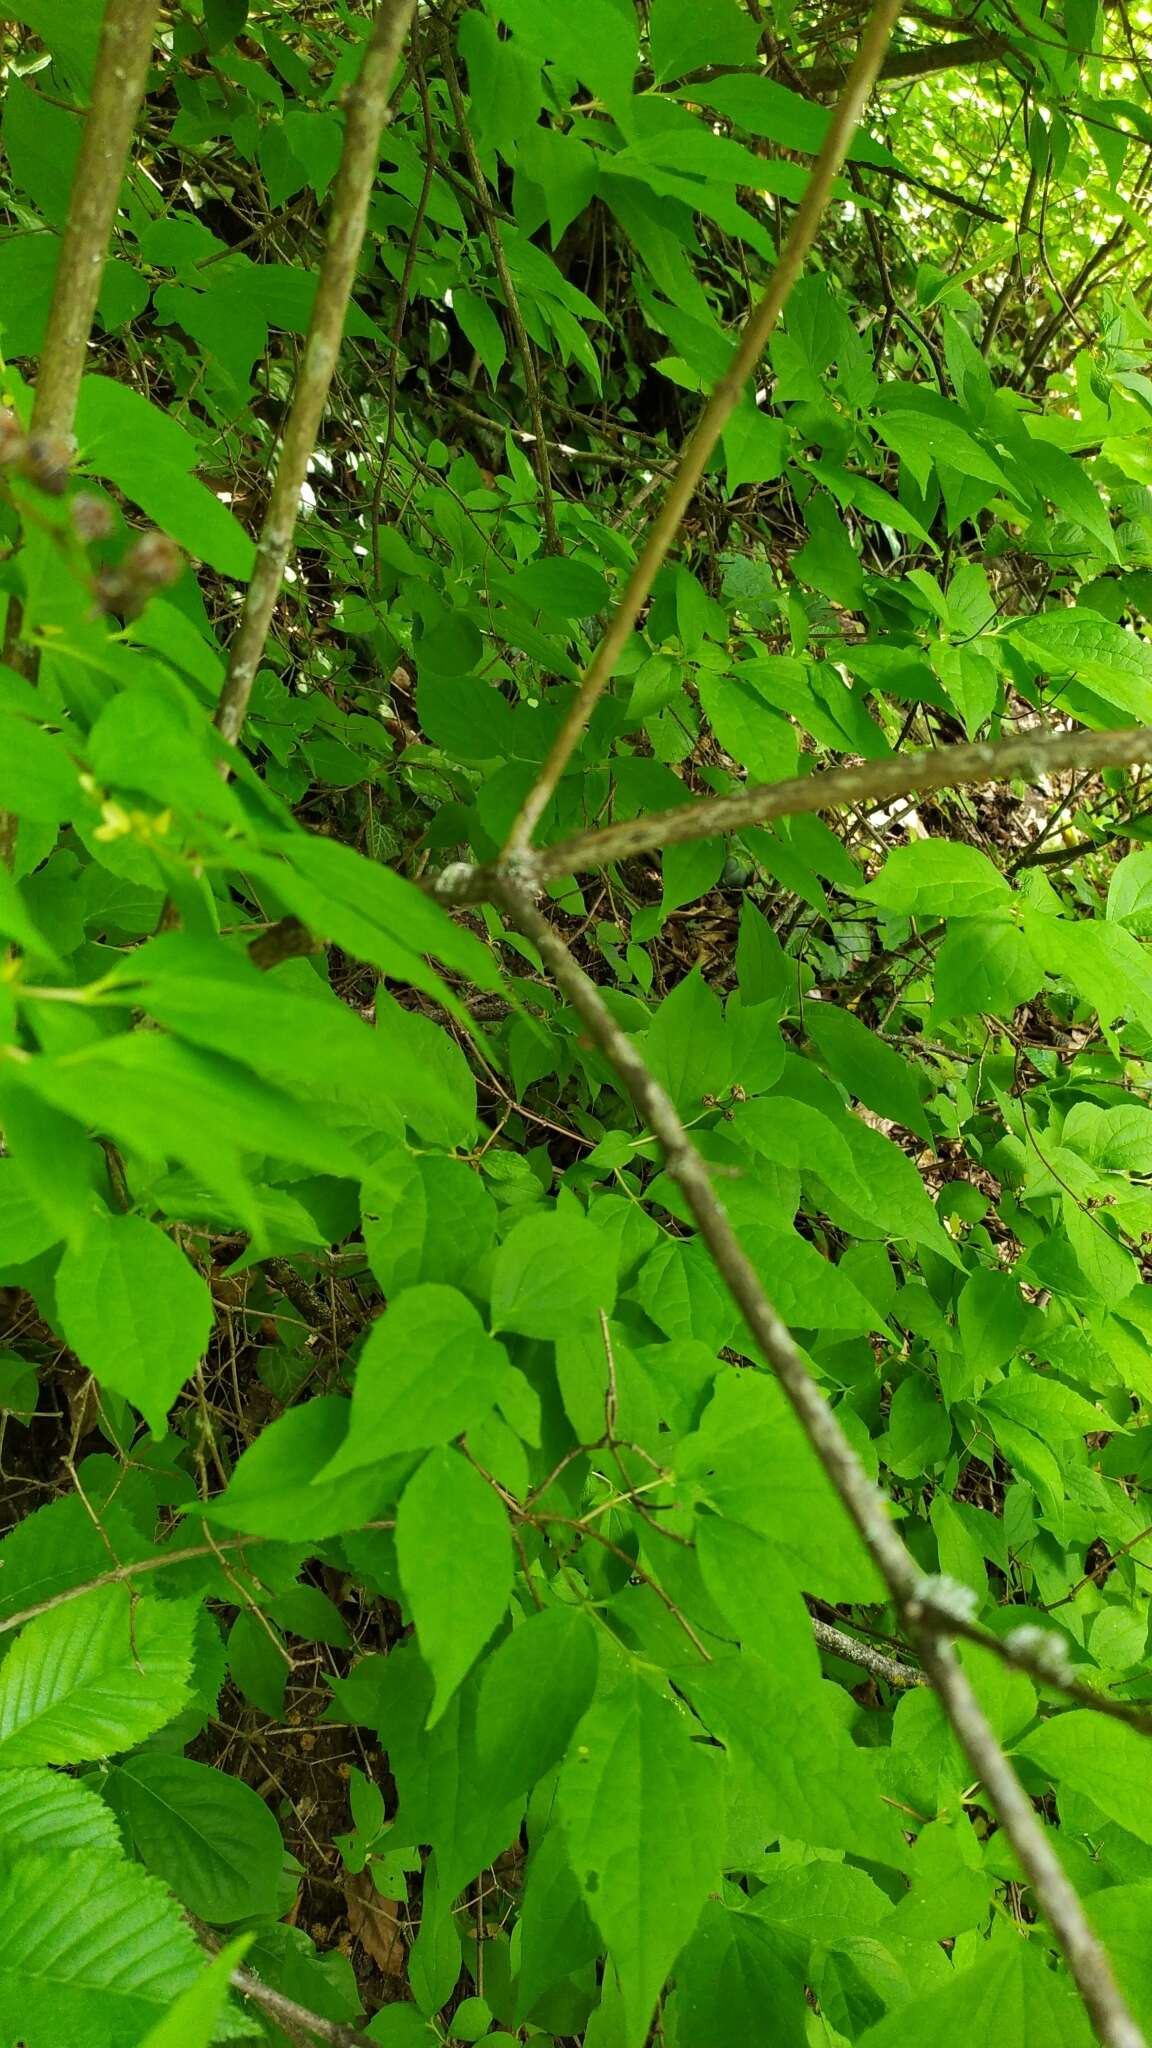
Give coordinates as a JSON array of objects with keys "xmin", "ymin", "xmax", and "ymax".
[
  {"xmin": 322, "ymin": 1285, "xmax": 510, "ymax": 1474},
  {"xmin": 804, "ymin": 1002, "xmax": 930, "ymax": 1138},
  {"xmin": 491, "ymin": 1207, "xmax": 617, "ymax": 1339},
  {"xmin": 75, "ymin": 378, "xmax": 255, "ymax": 579},
  {"xmin": 103, "ymin": 1753, "xmax": 282, "ymax": 1923},
  {"xmin": 673, "ymin": 1901, "xmax": 808, "ymax": 2048},
  {"xmin": 1006, "ymin": 611, "xmax": 1152, "ymax": 721},
  {"xmin": 202, "ymin": 1396, "xmax": 410, "ymax": 1540},
  {"xmin": 1020, "ymin": 1711, "xmax": 1152, "ymax": 1844},
  {"xmin": 933, "ymin": 917, "xmax": 1044, "ymax": 1019},
  {"xmin": 680, "ymin": 1652, "xmax": 903, "ymax": 1863},
  {"xmin": 957, "ymin": 1266, "xmax": 1030, "ymax": 1382},
  {"xmin": 854, "ymin": 1940, "xmax": 1092, "ymax": 2046},
  {"xmin": 474, "ymin": 1605, "xmax": 598, "ymax": 1807},
  {"xmin": 139, "ymin": 1939, "xmax": 252, "ymax": 2048},
  {"xmin": 396, "ymin": 1447, "xmax": 514, "ymax": 1724},
  {"xmin": 1, "ymin": 79, "xmax": 81, "ymax": 226},
  {"xmin": 0, "ymin": 711, "xmax": 78, "ymax": 822},
  {"xmin": 0, "ymin": 862, "xmax": 64, "ymax": 967},
  {"xmin": 204, "ymin": 0, "xmax": 250, "ymax": 51},
  {"xmin": 676, "ymin": 1369, "xmax": 886, "ymax": 1603},
  {"xmin": 55, "ymin": 1211, "xmax": 214, "ymax": 1436},
  {"xmin": 0, "ymin": 1848, "xmax": 206, "ymax": 2048},
  {"xmin": 648, "ymin": 0, "xmax": 759, "ymax": 81},
  {"xmin": 0, "ymin": 1765, "xmax": 122, "ymax": 1857},
  {"xmin": 860, "ymin": 840, "xmax": 1013, "ymax": 920},
  {"xmin": 0, "ymin": 1585, "xmax": 194, "ymax": 1765},
  {"xmin": 557, "ymin": 1672, "xmax": 724, "ymax": 2046},
  {"xmin": 644, "ymin": 968, "xmax": 731, "ymax": 1112},
  {"xmin": 504, "ymin": 554, "xmax": 609, "ymax": 618}
]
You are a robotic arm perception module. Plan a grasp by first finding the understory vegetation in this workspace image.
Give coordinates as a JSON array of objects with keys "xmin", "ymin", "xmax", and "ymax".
[{"xmin": 7, "ymin": 1, "xmax": 1152, "ymax": 2043}]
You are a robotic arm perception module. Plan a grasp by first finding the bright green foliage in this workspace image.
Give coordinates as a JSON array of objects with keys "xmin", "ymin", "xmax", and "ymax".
[{"xmin": 3, "ymin": 0, "xmax": 1152, "ymax": 2043}]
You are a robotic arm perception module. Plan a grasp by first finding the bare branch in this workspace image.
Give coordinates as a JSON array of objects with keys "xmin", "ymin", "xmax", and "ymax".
[
  {"xmin": 811, "ymin": 1617, "xmax": 924, "ymax": 1688},
  {"xmin": 213, "ymin": 0, "xmax": 418, "ymax": 748},
  {"xmin": 492, "ymin": 878, "xmax": 1142, "ymax": 2048},
  {"xmin": 803, "ymin": 29, "xmax": 1012, "ymax": 93},
  {"xmin": 435, "ymin": 722, "xmax": 1152, "ymax": 901},
  {"xmin": 32, "ymin": 0, "xmax": 160, "ymax": 441},
  {"xmin": 498, "ymin": 0, "xmax": 906, "ymax": 858}
]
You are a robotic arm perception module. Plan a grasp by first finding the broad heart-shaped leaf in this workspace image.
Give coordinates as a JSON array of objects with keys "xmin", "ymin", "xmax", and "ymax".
[
  {"xmin": 855, "ymin": 1939, "xmax": 1092, "ymax": 2046},
  {"xmin": 1089, "ymin": 1886, "xmax": 1152, "ymax": 2038},
  {"xmin": 1019, "ymin": 1711, "xmax": 1152, "ymax": 1844},
  {"xmin": 1005, "ymin": 609, "xmax": 1152, "ymax": 721},
  {"xmin": 0, "ymin": 1847, "xmax": 206, "ymax": 2048},
  {"xmin": 396, "ymin": 1448, "xmax": 513, "ymax": 1725},
  {"xmin": 859, "ymin": 839, "xmax": 1012, "ymax": 920},
  {"xmin": 678, "ymin": 1653, "xmax": 904, "ymax": 1866},
  {"xmin": 491, "ymin": 1207, "xmax": 617, "ymax": 1340},
  {"xmin": 474, "ymin": 1605, "xmax": 598, "ymax": 1809},
  {"xmin": 321, "ymin": 1285, "xmax": 510, "ymax": 1478},
  {"xmin": 676, "ymin": 1369, "xmax": 886, "ymax": 1603},
  {"xmin": 55, "ymin": 1211, "xmax": 214, "ymax": 1437},
  {"xmin": 103, "ymin": 1752, "xmax": 282, "ymax": 1923},
  {"xmin": 557, "ymin": 1672, "xmax": 724, "ymax": 2048},
  {"xmin": 362, "ymin": 1638, "xmax": 524, "ymax": 1906},
  {"xmin": 0, "ymin": 1765, "xmax": 122, "ymax": 1856},
  {"xmin": 0, "ymin": 1585, "xmax": 194, "ymax": 1765},
  {"xmin": 648, "ymin": 0, "xmax": 759, "ymax": 80},
  {"xmin": 642, "ymin": 968, "xmax": 731, "ymax": 1113},
  {"xmin": 804, "ymin": 1001, "xmax": 931, "ymax": 1139},
  {"xmin": 672, "ymin": 1901, "xmax": 808, "ymax": 2048},
  {"xmin": 200, "ymin": 1396, "xmax": 413, "ymax": 1540}
]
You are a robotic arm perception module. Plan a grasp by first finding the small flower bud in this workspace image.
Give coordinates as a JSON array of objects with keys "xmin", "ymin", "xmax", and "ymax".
[
  {"xmin": 22, "ymin": 432, "xmax": 73, "ymax": 496},
  {"xmin": 71, "ymin": 493, "xmax": 115, "ymax": 544}
]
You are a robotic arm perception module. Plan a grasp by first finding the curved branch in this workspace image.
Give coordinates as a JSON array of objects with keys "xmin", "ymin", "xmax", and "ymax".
[
  {"xmin": 492, "ymin": 879, "xmax": 1143, "ymax": 2048},
  {"xmin": 213, "ymin": 0, "xmax": 418, "ymax": 748},
  {"xmin": 498, "ymin": 0, "xmax": 906, "ymax": 858}
]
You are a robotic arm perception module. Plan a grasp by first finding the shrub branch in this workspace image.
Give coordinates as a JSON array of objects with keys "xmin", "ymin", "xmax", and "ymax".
[
  {"xmin": 493, "ymin": 876, "xmax": 1144, "ymax": 2048},
  {"xmin": 434, "ymin": 721, "xmax": 1152, "ymax": 902},
  {"xmin": 213, "ymin": 0, "xmax": 419, "ymax": 747},
  {"xmin": 498, "ymin": 0, "xmax": 905, "ymax": 858}
]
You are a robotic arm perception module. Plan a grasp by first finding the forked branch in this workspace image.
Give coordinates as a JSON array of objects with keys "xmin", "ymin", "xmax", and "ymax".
[
  {"xmin": 435, "ymin": 721, "xmax": 1152, "ymax": 901},
  {"xmin": 498, "ymin": 0, "xmax": 905, "ymax": 857},
  {"xmin": 494, "ymin": 877, "xmax": 1143, "ymax": 2048},
  {"xmin": 213, "ymin": 0, "xmax": 419, "ymax": 747}
]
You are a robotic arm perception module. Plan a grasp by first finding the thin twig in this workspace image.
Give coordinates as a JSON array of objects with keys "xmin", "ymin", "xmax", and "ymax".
[
  {"xmin": 492, "ymin": 879, "xmax": 1143, "ymax": 2048},
  {"xmin": 435, "ymin": 722, "xmax": 1152, "ymax": 901},
  {"xmin": 213, "ymin": 0, "xmax": 418, "ymax": 747},
  {"xmin": 812, "ymin": 1617, "xmax": 924, "ymax": 1688},
  {"xmin": 434, "ymin": 17, "xmax": 560, "ymax": 554},
  {"xmin": 497, "ymin": 0, "xmax": 904, "ymax": 858}
]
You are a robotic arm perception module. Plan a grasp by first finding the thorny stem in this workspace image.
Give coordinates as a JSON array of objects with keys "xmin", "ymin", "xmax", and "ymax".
[
  {"xmin": 213, "ymin": 0, "xmax": 419, "ymax": 748},
  {"xmin": 497, "ymin": 0, "xmax": 905, "ymax": 858},
  {"xmin": 435, "ymin": 722, "xmax": 1152, "ymax": 902},
  {"xmin": 493, "ymin": 878, "xmax": 1144, "ymax": 2048},
  {"xmin": 434, "ymin": 19, "xmax": 561, "ymax": 554}
]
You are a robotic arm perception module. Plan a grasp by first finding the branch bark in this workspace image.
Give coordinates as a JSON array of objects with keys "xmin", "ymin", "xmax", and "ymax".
[
  {"xmin": 1, "ymin": 0, "xmax": 159, "ymax": 857},
  {"xmin": 497, "ymin": 0, "xmax": 906, "ymax": 859},
  {"xmin": 213, "ymin": 0, "xmax": 418, "ymax": 748},
  {"xmin": 803, "ymin": 29, "xmax": 1012, "ymax": 93},
  {"xmin": 31, "ymin": 0, "xmax": 160, "ymax": 441},
  {"xmin": 435, "ymin": 723, "xmax": 1152, "ymax": 901},
  {"xmin": 493, "ymin": 877, "xmax": 1144, "ymax": 2048}
]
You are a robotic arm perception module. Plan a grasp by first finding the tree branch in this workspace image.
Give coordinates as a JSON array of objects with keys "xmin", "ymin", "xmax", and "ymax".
[
  {"xmin": 213, "ymin": 0, "xmax": 418, "ymax": 748},
  {"xmin": 434, "ymin": 723, "xmax": 1152, "ymax": 901},
  {"xmin": 803, "ymin": 29, "xmax": 1012, "ymax": 93},
  {"xmin": 497, "ymin": 0, "xmax": 905, "ymax": 859},
  {"xmin": 491, "ymin": 878, "xmax": 1143, "ymax": 2048},
  {"xmin": 32, "ymin": 0, "xmax": 160, "ymax": 440}
]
